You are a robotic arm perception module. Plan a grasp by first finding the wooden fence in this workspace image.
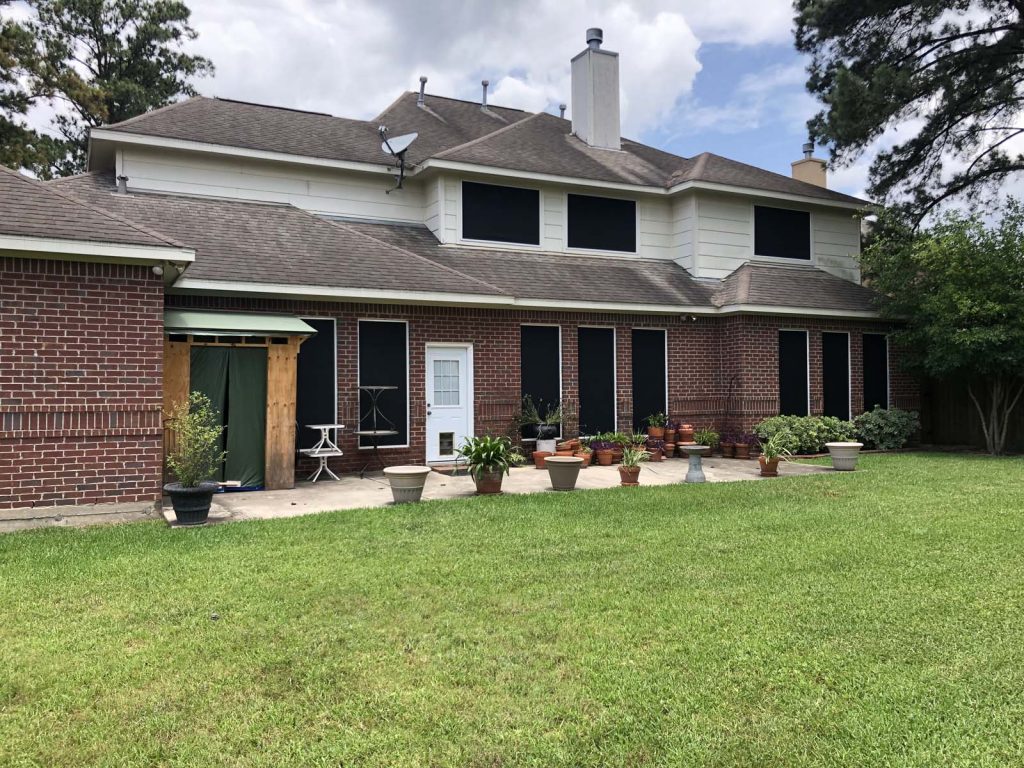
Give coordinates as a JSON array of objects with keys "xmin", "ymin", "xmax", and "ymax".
[{"xmin": 920, "ymin": 377, "xmax": 1024, "ymax": 451}]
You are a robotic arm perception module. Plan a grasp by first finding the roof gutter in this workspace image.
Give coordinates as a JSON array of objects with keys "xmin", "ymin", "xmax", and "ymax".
[{"xmin": 170, "ymin": 278, "xmax": 878, "ymax": 318}]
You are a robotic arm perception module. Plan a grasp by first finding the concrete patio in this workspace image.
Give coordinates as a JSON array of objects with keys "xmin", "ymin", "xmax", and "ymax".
[{"xmin": 163, "ymin": 456, "xmax": 832, "ymax": 526}]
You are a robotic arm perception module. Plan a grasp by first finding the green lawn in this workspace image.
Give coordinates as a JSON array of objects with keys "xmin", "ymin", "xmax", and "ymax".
[{"xmin": 1, "ymin": 454, "xmax": 1023, "ymax": 767}]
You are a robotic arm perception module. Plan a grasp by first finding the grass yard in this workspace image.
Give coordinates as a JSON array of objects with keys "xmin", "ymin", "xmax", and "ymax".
[{"xmin": 1, "ymin": 453, "xmax": 1023, "ymax": 767}]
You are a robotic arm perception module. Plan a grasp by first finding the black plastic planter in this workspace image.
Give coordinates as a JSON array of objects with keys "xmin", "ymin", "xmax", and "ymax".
[{"xmin": 164, "ymin": 482, "xmax": 219, "ymax": 525}]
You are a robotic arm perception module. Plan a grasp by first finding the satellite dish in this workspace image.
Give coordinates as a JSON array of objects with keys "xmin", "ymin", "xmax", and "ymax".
[
  {"xmin": 381, "ymin": 131, "xmax": 418, "ymax": 156},
  {"xmin": 378, "ymin": 127, "xmax": 418, "ymax": 194}
]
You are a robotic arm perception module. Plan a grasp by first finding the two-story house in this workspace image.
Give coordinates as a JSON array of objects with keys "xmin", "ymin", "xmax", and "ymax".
[{"xmin": 0, "ymin": 29, "xmax": 918, "ymax": 508}]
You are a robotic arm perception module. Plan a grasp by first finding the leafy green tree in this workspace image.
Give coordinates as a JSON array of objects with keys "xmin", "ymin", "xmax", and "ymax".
[
  {"xmin": 862, "ymin": 204, "xmax": 1024, "ymax": 454},
  {"xmin": 1, "ymin": 0, "xmax": 212, "ymax": 177},
  {"xmin": 0, "ymin": 1, "xmax": 45, "ymax": 170},
  {"xmin": 796, "ymin": 1, "xmax": 1024, "ymax": 220}
]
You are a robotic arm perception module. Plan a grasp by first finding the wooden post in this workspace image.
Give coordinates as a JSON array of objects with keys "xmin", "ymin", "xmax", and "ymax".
[
  {"xmin": 163, "ymin": 340, "xmax": 191, "ymax": 416},
  {"xmin": 265, "ymin": 337, "xmax": 300, "ymax": 490}
]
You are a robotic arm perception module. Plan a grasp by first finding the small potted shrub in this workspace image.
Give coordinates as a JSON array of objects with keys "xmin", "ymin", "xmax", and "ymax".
[
  {"xmin": 518, "ymin": 395, "xmax": 541, "ymax": 440},
  {"xmin": 694, "ymin": 428, "xmax": 719, "ymax": 452},
  {"xmin": 618, "ymin": 445, "xmax": 649, "ymax": 486},
  {"xmin": 720, "ymin": 432, "xmax": 736, "ymax": 458},
  {"xmin": 536, "ymin": 402, "xmax": 562, "ymax": 441},
  {"xmin": 735, "ymin": 433, "xmax": 754, "ymax": 460},
  {"xmin": 592, "ymin": 439, "xmax": 615, "ymax": 466},
  {"xmin": 758, "ymin": 431, "xmax": 792, "ymax": 477},
  {"xmin": 646, "ymin": 438, "xmax": 665, "ymax": 461},
  {"xmin": 574, "ymin": 437, "xmax": 593, "ymax": 467},
  {"xmin": 458, "ymin": 435, "xmax": 525, "ymax": 494},
  {"xmin": 645, "ymin": 412, "xmax": 666, "ymax": 440},
  {"xmin": 164, "ymin": 392, "xmax": 227, "ymax": 526},
  {"xmin": 664, "ymin": 421, "xmax": 678, "ymax": 444}
]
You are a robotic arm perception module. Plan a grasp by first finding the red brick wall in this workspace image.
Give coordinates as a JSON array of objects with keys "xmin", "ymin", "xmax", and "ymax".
[
  {"xmin": 0, "ymin": 258, "xmax": 164, "ymax": 509},
  {"xmin": 169, "ymin": 295, "xmax": 919, "ymax": 474}
]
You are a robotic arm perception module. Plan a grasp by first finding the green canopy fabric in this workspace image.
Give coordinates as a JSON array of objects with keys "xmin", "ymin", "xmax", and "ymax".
[{"xmin": 166, "ymin": 310, "xmax": 316, "ymax": 337}]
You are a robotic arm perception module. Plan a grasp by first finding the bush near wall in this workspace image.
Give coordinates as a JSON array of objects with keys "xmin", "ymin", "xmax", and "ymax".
[
  {"xmin": 754, "ymin": 416, "xmax": 856, "ymax": 455},
  {"xmin": 854, "ymin": 407, "xmax": 920, "ymax": 450}
]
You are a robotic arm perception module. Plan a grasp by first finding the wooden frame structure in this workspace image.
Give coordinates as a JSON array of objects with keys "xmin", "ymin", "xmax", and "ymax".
[{"xmin": 163, "ymin": 334, "xmax": 306, "ymax": 490}]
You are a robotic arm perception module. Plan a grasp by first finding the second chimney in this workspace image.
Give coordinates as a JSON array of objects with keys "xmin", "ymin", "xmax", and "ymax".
[
  {"xmin": 570, "ymin": 28, "xmax": 620, "ymax": 150},
  {"xmin": 791, "ymin": 140, "xmax": 827, "ymax": 187}
]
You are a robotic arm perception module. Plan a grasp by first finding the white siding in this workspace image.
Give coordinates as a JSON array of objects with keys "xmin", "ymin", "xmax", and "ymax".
[
  {"xmin": 121, "ymin": 146, "xmax": 425, "ymax": 222},
  {"xmin": 670, "ymin": 192, "xmax": 696, "ymax": 271},
  {"xmin": 692, "ymin": 191, "xmax": 861, "ymax": 282},
  {"xmin": 442, "ymin": 177, "xmax": 459, "ymax": 243},
  {"xmin": 637, "ymin": 197, "xmax": 674, "ymax": 259},
  {"xmin": 425, "ymin": 176, "xmax": 443, "ymax": 237},
  {"xmin": 542, "ymin": 189, "xmax": 564, "ymax": 251},
  {"xmin": 813, "ymin": 210, "xmax": 861, "ymax": 282}
]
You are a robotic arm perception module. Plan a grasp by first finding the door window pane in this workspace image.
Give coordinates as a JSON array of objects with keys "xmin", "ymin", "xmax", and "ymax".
[{"xmin": 433, "ymin": 359, "xmax": 460, "ymax": 406}]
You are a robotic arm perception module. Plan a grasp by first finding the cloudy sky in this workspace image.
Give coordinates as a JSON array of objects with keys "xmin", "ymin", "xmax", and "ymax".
[{"xmin": 11, "ymin": 0, "xmax": 877, "ymax": 197}]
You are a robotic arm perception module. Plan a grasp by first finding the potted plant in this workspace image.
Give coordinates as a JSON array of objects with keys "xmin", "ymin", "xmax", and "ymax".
[
  {"xmin": 694, "ymin": 428, "xmax": 719, "ymax": 452},
  {"xmin": 678, "ymin": 423, "xmax": 695, "ymax": 443},
  {"xmin": 646, "ymin": 438, "xmax": 665, "ymax": 461},
  {"xmin": 618, "ymin": 445, "xmax": 649, "ymax": 486},
  {"xmin": 536, "ymin": 401, "xmax": 562, "ymax": 440},
  {"xmin": 664, "ymin": 421, "xmax": 678, "ymax": 444},
  {"xmin": 720, "ymin": 432, "xmax": 736, "ymax": 458},
  {"xmin": 592, "ymin": 439, "xmax": 615, "ymax": 466},
  {"xmin": 735, "ymin": 433, "xmax": 754, "ymax": 460},
  {"xmin": 645, "ymin": 412, "xmax": 666, "ymax": 440},
  {"xmin": 574, "ymin": 436, "xmax": 593, "ymax": 467},
  {"xmin": 163, "ymin": 392, "xmax": 227, "ymax": 526},
  {"xmin": 825, "ymin": 441, "xmax": 864, "ymax": 471},
  {"xmin": 546, "ymin": 454, "xmax": 584, "ymax": 491},
  {"xmin": 532, "ymin": 449, "xmax": 553, "ymax": 469},
  {"xmin": 518, "ymin": 395, "xmax": 542, "ymax": 440},
  {"xmin": 758, "ymin": 431, "xmax": 793, "ymax": 477},
  {"xmin": 457, "ymin": 435, "xmax": 525, "ymax": 494}
]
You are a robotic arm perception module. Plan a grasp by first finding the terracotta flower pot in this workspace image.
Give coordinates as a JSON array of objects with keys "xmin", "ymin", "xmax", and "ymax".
[
  {"xmin": 663, "ymin": 442, "xmax": 675, "ymax": 457},
  {"xmin": 595, "ymin": 449, "xmax": 614, "ymax": 466},
  {"xmin": 611, "ymin": 448, "xmax": 623, "ymax": 464},
  {"xmin": 721, "ymin": 442, "xmax": 735, "ymax": 458},
  {"xmin": 532, "ymin": 450, "xmax": 553, "ymax": 469},
  {"xmin": 574, "ymin": 451, "xmax": 592, "ymax": 467},
  {"xmin": 647, "ymin": 426, "xmax": 665, "ymax": 440},
  {"xmin": 679, "ymin": 424, "xmax": 695, "ymax": 443},
  {"xmin": 759, "ymin": 456, "xmax": 780, "ymax": 477},
  {"xmin": 555, "ymin": 449, "xmax": 574, "ymax": 457},
  {"xmin": 735, "ymin": 444, "xmax": 751, "ymax": 460},
  {"xmin": 664, "ymin": 429, "xmax": 676, "ymax": 443},
  {"xmin": 648, "ymin": 449, "xmax": 663, "ymax": 462},
  {"xmin": 474, "ymin": 468, "xmax": 505, "ymax": 494},
  {"xmin": 618, "ymin": 466, "xmax": 641, "ymax": 486}
]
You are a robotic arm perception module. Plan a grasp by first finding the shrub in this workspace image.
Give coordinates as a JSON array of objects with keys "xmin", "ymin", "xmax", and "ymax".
[
  {"xmin": 754, "ymin": 415, "xmax": 856, "ymax": 454},
  {"xmin": 854, "ymin": 407, "xmax": 920, "ymax": 450},
  {"xmin": 457, "ymin": 435, "xmax": 525, "ymax": 479},
  {"xmin": 165, "ymin": 392, "xmax": 227, "ymax": 488},
  {"xmin": 694, "ymin": 428, "xmax": 719, "ymax": 447}
]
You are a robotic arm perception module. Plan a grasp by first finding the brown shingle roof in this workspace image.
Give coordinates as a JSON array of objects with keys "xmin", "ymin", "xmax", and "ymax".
[
  {"xmin": 97, "ymin": 93, "xmax": 868, "ymax": 205},
  {"xmin": 713, "ymin": 262, "xmax": 877, "ymax": 313},
  {"xmin": 0, "ymin": 165, "xmax": 183, "ymax": 248}
]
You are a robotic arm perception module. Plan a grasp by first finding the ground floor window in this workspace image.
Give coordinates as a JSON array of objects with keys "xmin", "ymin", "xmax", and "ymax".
[
  {"xmin": 863, "ymin": 333, "xmax": 889, "ymax": 410},
  {"xmin": 631, "ymin": 328, "xmax": 667, "ymax": 432},
  {"xmin": 577, "ymin": 327, "xmax": 616, "ymax": 434},
  {"xmin": 357, "ymin": 320, "xmax": 408, "ymax": 447},
  {"xmin": 296, "ymin": 318, "xmax": 336, "ymax": 450},
  {"xmin": 779, "ymin": 330, "xmax": 809, "ymax": 416},
  {"xmin": 822, "ymin": 331, "xmax": 850, "ymax": 420},
  {"xmin": 520, "ymin": 324, "xmax": 561, "ymax": 437}
]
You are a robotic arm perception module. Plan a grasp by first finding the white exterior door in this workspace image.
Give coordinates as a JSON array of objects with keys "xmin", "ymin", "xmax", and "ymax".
[{"xmin": 425, "ymin": 345, "xmax": 472, "ymax": 462}]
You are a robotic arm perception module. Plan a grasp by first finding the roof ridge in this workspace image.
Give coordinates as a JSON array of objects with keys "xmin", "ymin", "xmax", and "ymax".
[
  {"xmin": 372, "ymin": 90, "xmax": 415, "ymax": 123},
  {"xmin": 5, "ymin": 166, "xmax": 186, "ymax": 248},
  {"xmin": 432, "ymin": 111, "xmax": 546, "ymax": 160},
  {"xmin": 310, "ymin": 213, "xmax": 508, "ymax": 295},
  {"xmin": 101, "ymin": 96, "xmax": 203, "ymax": 130}
]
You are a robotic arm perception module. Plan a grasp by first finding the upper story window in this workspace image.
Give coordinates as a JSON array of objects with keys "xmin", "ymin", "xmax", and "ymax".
[
  {"xmin": 462, "ymin": 181, "xmax": 540, "ymax": 245},
  {"xmin": 754, "ymin": 205, "xmax": 811, "ymax": 260},
  {"xmin": 567, "ymin": 193, "xmax": 636, "ymax": 252}
]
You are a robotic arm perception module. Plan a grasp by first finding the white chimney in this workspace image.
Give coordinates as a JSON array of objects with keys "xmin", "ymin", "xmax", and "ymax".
[{"xmin": 571, "ymin": 28, "xmax": 620, "ymax": 150}]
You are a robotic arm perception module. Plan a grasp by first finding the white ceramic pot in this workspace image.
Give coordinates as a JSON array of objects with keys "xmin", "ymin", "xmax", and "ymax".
[
  {"xmin": 545, "ymin": 455, "xmax": 583, "ymax": 491},
  {"xmin": 825, "ymin": 442, "xmax": 864, "ymax": 471},
  {"xmin": 382, "ymin": 465, "xmax": 433, "ymax": 503}
]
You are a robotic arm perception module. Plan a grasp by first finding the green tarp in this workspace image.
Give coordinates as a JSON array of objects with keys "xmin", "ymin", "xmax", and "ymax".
[{"xmin": 189, "ymin": 346, "xmax": 267, "ymax": 488}]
